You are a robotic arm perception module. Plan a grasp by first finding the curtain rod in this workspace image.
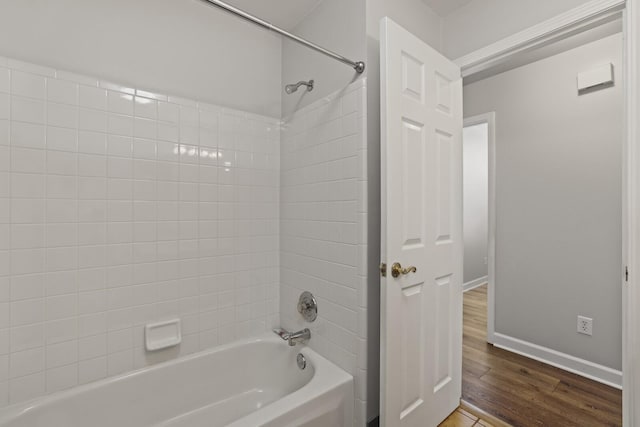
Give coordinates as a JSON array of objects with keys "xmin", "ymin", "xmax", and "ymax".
[{"xmin": 199, "ymin": 0, "xmax": 366, "ymax": 74}]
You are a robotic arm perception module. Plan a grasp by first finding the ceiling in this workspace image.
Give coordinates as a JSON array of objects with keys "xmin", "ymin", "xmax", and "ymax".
[
  {"xmin": 222, "ymin": 0, "xmax": 322, "ymax": 30},
  {"xmin": 422, "ymin": 0, "xmax": 475, "ymax": 17}
]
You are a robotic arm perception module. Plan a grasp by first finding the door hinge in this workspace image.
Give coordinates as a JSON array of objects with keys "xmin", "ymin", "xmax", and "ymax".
[
  {"xmin": 625, "ymin": 266, "xmax": 629, "ymax": 282},
  {"xmin": 380, "ymin": 263, "xmax": 387, "ymax": 277}
]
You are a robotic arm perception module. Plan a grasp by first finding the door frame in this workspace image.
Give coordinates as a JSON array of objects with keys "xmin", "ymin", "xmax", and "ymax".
[
  {"xmin": 454, "ymin": 0, "xmax": 638, "ymax": 425},
  {"xmin": 463, "ymin": 113, "xmax": 496, "ymax": 344}
]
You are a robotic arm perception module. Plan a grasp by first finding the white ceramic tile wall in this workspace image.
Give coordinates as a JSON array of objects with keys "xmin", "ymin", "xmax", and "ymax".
[
  {"xmin": 280, "ymin": 80, "xmax": 368, "ymax": 426},
  {"xmin": 0, "ymin": 56, "xmax": 280, "ymax": 407}
]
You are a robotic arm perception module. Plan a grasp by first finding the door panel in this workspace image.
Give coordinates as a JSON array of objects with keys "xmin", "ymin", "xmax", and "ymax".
[{"xmin": 380, "ymin": 17, "xmax": 463, "ymax": 427}]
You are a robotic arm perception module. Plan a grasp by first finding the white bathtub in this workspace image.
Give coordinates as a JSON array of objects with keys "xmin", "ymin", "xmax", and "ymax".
[{"xmin": 0, "ymin": 334, "xmax": 353, "ymax": 427}]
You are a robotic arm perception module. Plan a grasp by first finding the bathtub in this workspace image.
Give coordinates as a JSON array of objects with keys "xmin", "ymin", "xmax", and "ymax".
[{"xmin": 0, "ymin": 333, "xmax": 353, "ymax": 427}]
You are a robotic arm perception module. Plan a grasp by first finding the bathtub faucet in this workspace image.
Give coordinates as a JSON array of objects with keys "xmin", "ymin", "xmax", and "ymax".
[{"xmin": 273, "ymin": 328, "xmax": 311, "ymax": 346}]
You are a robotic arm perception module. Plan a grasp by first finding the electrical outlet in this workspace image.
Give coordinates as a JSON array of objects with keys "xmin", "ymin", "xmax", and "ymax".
[
  {"xmin": 483, "ymin": 257, "xmax": 488, "ymax": 265},
  {"xmin": 577, "ymin": 316, "xmax": 593, "ymax": 336}
]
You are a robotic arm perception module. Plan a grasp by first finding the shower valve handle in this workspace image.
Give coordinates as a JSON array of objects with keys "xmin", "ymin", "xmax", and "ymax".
[{"xmin": 297, "ymin": 291, "xmax": 318, "ymax": 322}]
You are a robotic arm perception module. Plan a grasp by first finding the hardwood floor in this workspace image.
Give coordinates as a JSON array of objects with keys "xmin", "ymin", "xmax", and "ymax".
[{"xmin": 462, "ymin": 285, "xmax": 622, "ymax": 427}]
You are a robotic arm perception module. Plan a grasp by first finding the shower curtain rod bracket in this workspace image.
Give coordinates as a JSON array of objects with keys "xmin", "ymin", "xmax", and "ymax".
[{"xmin": 199, "ymin": 0, "xmax": 366, "ymax": 74}]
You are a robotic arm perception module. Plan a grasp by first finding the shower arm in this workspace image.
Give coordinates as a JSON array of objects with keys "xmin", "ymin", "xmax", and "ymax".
[
  {"xmin": 286, "ymin": 80, "xmax": 314, "ymax": 94},
  {"xmin": 198, "ymin": 0, "xmax": 366, "ymax": 74}
]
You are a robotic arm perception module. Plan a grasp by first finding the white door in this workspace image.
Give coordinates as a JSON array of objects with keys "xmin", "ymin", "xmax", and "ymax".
[{"xmin": 380, "ymin": 17, "xmax": 463, "ymax": 427}]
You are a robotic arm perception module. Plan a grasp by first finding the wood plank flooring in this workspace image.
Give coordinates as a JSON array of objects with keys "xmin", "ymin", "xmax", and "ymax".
[{"xmin": 462, "ymin": 285, "xmax": 622, "ymax": 427}]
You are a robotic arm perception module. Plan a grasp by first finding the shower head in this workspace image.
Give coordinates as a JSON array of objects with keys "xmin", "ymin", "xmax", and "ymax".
[{"xmin": 285, "ymin": 79, "xmax": 314, "ymax": 94}]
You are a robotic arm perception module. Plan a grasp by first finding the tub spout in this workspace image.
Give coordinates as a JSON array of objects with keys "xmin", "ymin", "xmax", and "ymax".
[
  {"xmin": 287, "ymin": 328, "xmax": 311, "ymax": 346},
  {"xmin": 273, "ymin": 328, "xmax": 311, "ymax": 346}
]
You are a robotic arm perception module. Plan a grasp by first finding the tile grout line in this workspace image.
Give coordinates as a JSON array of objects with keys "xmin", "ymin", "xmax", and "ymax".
[
  {"xmin": 5, "ymin": 68, "xmax": 11, "ymax": 406},
  {"xmin": 73, "ymin": 78, "xmax": 80, "ymax": 389}
]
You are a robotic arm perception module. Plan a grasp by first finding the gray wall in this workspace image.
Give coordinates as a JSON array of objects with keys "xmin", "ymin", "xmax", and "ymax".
[
  {"xmin": 463, "ymin": 123, "xmax": 489, "ymax": 285},
  {"xmin": 0, "ymin": 0, "xmax": 283, "ymax": 117},
  {"xmin": 464, "ymin": 33, "xmax": 623, "ymax": 370},
  {"xmin": 444, "ymin": 0, "xmax": 592, "ymax": 59}
]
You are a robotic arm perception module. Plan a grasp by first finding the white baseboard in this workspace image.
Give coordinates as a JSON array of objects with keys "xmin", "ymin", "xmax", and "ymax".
[
  {"xmin": 463, "ymin": 276, "xmax": 488, "ymax": 292},
  {"xmin": 493, "ymin": 332, "xmax": 622, "ymax": 389}
]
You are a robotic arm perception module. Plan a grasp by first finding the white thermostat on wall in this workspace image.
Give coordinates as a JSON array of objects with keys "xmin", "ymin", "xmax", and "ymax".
[{"xmin": 577, "ymin": 63, "xmax": 614, "ymax": 92}]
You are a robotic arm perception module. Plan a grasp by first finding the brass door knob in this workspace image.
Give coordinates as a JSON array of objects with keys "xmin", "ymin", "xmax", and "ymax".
[{"xmin": 391, "ymin": 262, "xmax": 417, "ymax": 278}]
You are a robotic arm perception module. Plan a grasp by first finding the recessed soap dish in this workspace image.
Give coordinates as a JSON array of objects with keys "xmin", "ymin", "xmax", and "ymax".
[{"xmin": 145, "ymin": 319, "xmax": 182, "ymax": 351}]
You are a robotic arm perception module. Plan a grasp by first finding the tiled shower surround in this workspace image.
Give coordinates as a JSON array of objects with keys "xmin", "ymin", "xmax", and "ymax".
[
  {"xmin": 0, "ymin": 57, "xmax": 281, "ymax": 406},
  {"xmin": 280, "ymin": 80, "xmax": 368, "ymax": 425},
  {"xmin": 0, "ymin": 56, "xmax": 369, "ymax": 426}
]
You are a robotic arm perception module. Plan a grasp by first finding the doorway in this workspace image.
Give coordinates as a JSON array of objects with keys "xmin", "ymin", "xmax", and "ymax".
[
  {"xmin": 462, "ymin": 121, "xmax": 489, "ymax": 294},
  {"xmin": 460, "ymin": 28, "xmax": 624, "ymax": 426},
  {"xmin": 462, "ymin": 113, "xmax": 496, "ymax": 345},
  {"xmin": 379, "ymin": 1, "xmax": 638, "ymax": 424}
]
